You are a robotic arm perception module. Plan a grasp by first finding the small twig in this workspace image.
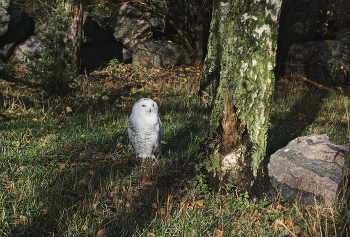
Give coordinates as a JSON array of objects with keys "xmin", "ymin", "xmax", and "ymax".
[
  {"xmin": 299, "ymin": 76, "xmax": 335, "ymax": 93},
  {"xmin": 291, "ymin": 76, "xmax": 350, "ymax": 98}
]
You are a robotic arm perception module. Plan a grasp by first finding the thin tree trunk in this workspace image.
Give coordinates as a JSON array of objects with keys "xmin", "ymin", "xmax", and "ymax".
[
  {"xmin": 201, "ymin": 0, "xmax": 282, "ymax": 193},
  {"xmin": 62, "ymin": 0, "xmax": 83, "ymax": 69}
]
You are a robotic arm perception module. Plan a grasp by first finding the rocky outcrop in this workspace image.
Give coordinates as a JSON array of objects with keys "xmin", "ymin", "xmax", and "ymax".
[
  {"xmin": 268, "ymin": 134, "xmax": 349, "ymax": 205},
  {"xmin": 110, "ymin": 2, "xmax": 153, "ymax": 51},
  {"xmin": 278, "ymin": 0, "xmax": 350, "ymax": 81},
  {"xmin": 80, "ymin": 14, "xmax": 130, "ymax": 70},
  {"xmin": 285, "ymin": 40, "xmax": 350, "ymax": 83},
  {"xmin": 0, "ymin": 6, "xmax": 10, "ymax": 36},
  {"xmin": 10, "ymin": 34, "xmax": 46, "ymax": 62},
  {"xmin": 0, "ymin": 7, "xmax": 34, "ymax": 61},
  {"xmin": 132, "ymin": 40, "xmax": 191, "ymax": 68}
]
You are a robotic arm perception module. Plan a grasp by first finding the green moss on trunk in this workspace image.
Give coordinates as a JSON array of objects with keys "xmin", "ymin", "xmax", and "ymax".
[{"xmin": 203, "ymin": 0, "xmax": 282, "ymax": 191}]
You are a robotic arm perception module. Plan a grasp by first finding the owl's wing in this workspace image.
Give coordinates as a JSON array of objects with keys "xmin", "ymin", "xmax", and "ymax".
[
  {"xmin": 156, "ymin": 117, "xmax": 162, "ymax": 149},
  {"xmin": 128, "ymin": 117, "xmax": 137, "ymax": 149}
]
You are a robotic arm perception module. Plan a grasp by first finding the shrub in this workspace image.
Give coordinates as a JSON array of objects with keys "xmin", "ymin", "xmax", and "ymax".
[{"xmin": 27, "ymin": 3, "xmax": 78, "ymax": 97}]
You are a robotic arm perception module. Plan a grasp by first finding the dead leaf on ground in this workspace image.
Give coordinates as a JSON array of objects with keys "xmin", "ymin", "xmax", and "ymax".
[
  {"xmin": 233, "ymin": 221, "xmax": 242, "ymax": 232},
  {"xmin": 125, "ymin": 201, "xmax": 132, "ymax": 209},
  {"xmin": 3, "ymin": 182, "xmax": 15, "ymax": 189},
  {"xmin": 157, "ymin": 207, "xmax": 166, "ymax": 216},
  {"xmin": 284, "ymin": 219, "xmax": 294, "ymax": 229},
  {"xmin": 95, "ymin": 229, "xmax": 109, "ymax": 237},
  {"xmin": 214, "ymin": 224, "xmax": 223, "ymax": 237},
  {"xmin": 195, "ymin": 200, "xmax": 204, "ymax": 207},
  {"xmin": 140, "ymin": 174, "xmax": 155, "ymax": 185},
  {"xmin": 341, "ymin": 113, "xmax": 349, "ymax": 123},
  {"xmin": 66, "ymin": 106, "xmax": 72, "ymax": 113},
  {"xmin": 293, "ymin": 226, "xmax": 302, "ymax": 236}
]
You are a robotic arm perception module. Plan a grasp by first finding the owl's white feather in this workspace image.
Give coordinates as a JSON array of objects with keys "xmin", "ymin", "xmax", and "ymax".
[{"xmin": 128, "ymin": 98, "xmax": 162, "ymax": 158}]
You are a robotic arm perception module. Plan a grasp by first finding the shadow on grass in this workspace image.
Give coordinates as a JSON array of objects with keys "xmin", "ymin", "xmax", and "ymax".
[
  {"xmin": 267, "ymin": 80, "xmax": 329, "ymax": 155},
  {"xmin": 4, "ymin": 95, "xmax": 210, "ymax": 236}
]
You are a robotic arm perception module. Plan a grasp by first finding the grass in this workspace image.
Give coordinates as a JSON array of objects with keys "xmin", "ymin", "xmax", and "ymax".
[{"xmin": 0, "ymin": 63, "xmax": 349, "ymax": 236}]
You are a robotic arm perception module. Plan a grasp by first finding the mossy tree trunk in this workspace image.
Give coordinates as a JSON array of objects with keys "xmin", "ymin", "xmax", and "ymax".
[{"xmin": 201, "ymin": 0, "xmax": 282, "ymax": 193}]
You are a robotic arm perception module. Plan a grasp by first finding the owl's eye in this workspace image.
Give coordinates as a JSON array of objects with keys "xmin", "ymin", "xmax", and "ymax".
[
  {"xmin": 142, "ymin": 104, "xmax": 146, "ymax": 107},
  {"xmin": 152, "ymin": 103, "xmax": 154, "ymax": 106}
]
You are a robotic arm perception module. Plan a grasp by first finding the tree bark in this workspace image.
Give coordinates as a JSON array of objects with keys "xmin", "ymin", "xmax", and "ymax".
[
  {"xmin": 62, "ymin": 0, "xmax": 83, "ymax": 69},
  {"xmin": 201, "ymin": 0, "xmax": 282, "ymax": 193}
]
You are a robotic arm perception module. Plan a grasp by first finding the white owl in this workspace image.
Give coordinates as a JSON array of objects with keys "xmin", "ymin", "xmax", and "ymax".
[{"xmin": 128, "ymin": 98, "xmax": 162, "ymax": 158}]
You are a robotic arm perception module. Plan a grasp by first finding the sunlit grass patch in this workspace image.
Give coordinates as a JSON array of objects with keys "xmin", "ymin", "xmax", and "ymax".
[{"xmin": 0, "ymin": 64, "xmax": 349, "ymax": 236}]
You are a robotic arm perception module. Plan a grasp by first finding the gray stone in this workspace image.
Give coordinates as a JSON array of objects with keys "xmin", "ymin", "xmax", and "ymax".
[
  {"xmin": 110, "ymin": 2, "xmax": 153, "ymax": 51},
  {"xmin": 10, "ymin": 35, "xmax": 46, "ymax": 62},
  {"xmin": 268, "ymin": 134, "xmax": 349, "ymax": 205},
  {"xmin": 0, "ymin": 6, "xmax": 9, "ymax": 36},
  {"xmin": 132, "ymin": 39, "xmax": 191, "ymax": 68},
  {"xmin": 0, "ymin": 0, "xmax": 9, "ymax": 9},
  {"xmin": 0, "ymin": 10, "xmax": 34, "ymax": 61},
  {"xmin": 285, "ymin": 40, "xmax": 350, "ymax": 82}
]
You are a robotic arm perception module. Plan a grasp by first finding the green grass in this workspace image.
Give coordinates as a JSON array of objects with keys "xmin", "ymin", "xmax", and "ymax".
[{"xmin": 0, "ymin": 64, "xmax": 349, "ymax": 236}]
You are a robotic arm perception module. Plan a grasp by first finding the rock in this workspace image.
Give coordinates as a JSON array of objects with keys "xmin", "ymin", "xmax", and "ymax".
[
  {"xmin": 285, "ymin": 40, "xmax": 350, "ymax": 83},
  {"xmin": 80, "ymin": 14, "xmax": 130, "ymax": 71},
  {"xmin": 0, "ymin": 0, "xmax": 9, "ymax": 8},
  {"xmin": 83, "ymin": 14, "xmax": 114, "ymax": 44},
  {"xmin": 132, "ymin": 39, "xmax": 191, "ymax": 68},
  {"xmin": 0, "ymin": 6, "xmax": 9, "ymax": 36},
  {"xmin": 10, "ymin": 34, "xmax": 46, "ymax": 62},
  {"xmin": 268, "ymin": 134, "xmax": 349, "ymax": 205},
  {"xmin": 0, "ymin": 10, "xmax": 34, "ymax": 61},
  {"xmin": 110, "ymin": 2, "xmax": 153, "ymax": 50}
]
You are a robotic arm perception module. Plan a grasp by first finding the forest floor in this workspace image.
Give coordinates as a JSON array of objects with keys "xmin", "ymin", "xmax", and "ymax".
[{"xmin": 0, "ymin": 63, "xmax": 349, "ymax": 236}]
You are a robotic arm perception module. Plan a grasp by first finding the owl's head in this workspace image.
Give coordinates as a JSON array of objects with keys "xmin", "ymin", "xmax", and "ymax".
[{"xmin": 132, "ymin": 98, "xmax": 159, "ymax": 115}]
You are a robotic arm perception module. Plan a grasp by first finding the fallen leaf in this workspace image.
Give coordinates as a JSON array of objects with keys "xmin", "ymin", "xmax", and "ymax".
[
  {"xmin": 3, "ymin": 182, "xmax": 15, "ymax": 189},
  {"xmin": 96, "ymin": 229, "xmax": 109, "ymax": 237},
  {"xmin": 341, "ymin": 113, "xmax": 349, "ymax": 123},
  {"xmin": 214, "ymin": 224, "xmax": 223, "ymax": 237},
  {"xmin": 195, "ymin": 200, "xmax": 204, "ymax": 207},
  {"xmin": 293, "ymin": 226, "xmax": 302, "ymax": 236},
  {"xmin": 284, "ymin": 219, "xmax": 294, "ymax": 229},
  {"xmin": 125, "ymin": 201, "xmax": 131, "ymax": 209},
  {"xmin": 183, "ymin": 202, "xmax": 190, "ymax": 209},
  {"xmin": 157, "ymin": 207, "xmax": 166, "ymax": 216},
  {"xmin": 273, "ymin": 219, "xmax": 284, "ymax": 231},
  {"xmin": 233, "ymin": 221, "xmax": 242, "ymax": 232}
]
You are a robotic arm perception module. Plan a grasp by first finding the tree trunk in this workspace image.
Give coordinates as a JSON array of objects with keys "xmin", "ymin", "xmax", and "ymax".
[
  {"xmin": 201, "ymin": 0, "xmax": 282, "ymax": 193},
  {"xmin": 62, "ymin": 0, "xmax": 83, "ymax": 69}
]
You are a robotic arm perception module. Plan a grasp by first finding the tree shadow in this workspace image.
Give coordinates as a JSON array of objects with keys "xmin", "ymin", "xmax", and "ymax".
[
  {"xmin": 267, "ymin": 80, "xmax": 330, "ymax": 156},
  {"xmin": 4, "ymin": 89, "xmax": 210, "ymax": 236}
]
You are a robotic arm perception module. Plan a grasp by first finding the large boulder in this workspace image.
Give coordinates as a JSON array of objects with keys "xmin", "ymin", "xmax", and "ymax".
[
  {"xmin": 132, "ymin": 39, "xmax": 191, "ymax": 68},
  {"xmin": 285, "ymin": 40, "xmax": 350, "ymax": 83},
  {"xmin": 268, "ymin": 134, "xmax": 349, "ymax": 205},
  {"xmin": 0, "ymin": 8, "xmax": 34, "ymax": 61},
  {"xmin": 0, "ymin": 6, "xmax": 9, "ymax": 36},
  {"xmin": 0, "ymin": 0, "xmax": 9, "ymax": 8},
  {"xmin": 10, "ymin": 34, "xmax": 46, "ymax": 62},
  {"xmin": 110, "ymin": 2, "xmax": 153, "ymax": 51},
  {"xmin": 80, "ymin": 14, "xmax": 129, "ymax": 71}
]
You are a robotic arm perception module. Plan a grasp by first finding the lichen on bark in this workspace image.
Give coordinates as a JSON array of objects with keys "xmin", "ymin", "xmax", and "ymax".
[{"xmin": 202, "ymin": 0, "xmax": 282, "ymax": 191}]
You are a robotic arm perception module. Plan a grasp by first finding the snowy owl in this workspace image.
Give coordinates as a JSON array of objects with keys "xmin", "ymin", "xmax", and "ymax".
[{"xmin": 128, "ymin": 98, "xmax": 162, "ymax": 158}]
